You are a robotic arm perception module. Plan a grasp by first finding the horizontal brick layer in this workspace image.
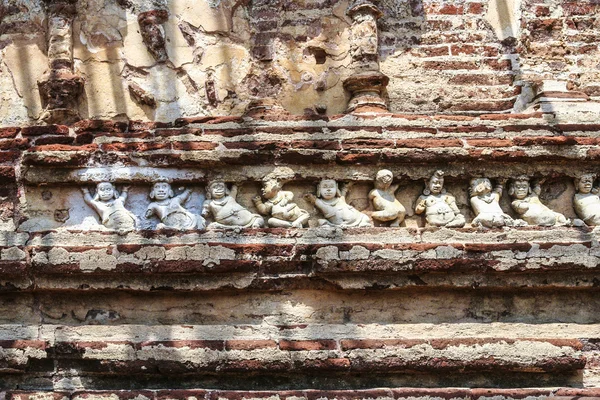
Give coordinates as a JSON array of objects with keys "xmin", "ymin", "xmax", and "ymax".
[
  {"xmin": 0, "ymin": 338, "xmax": 586, "ymax": 375},
  {"xmin": 0, "ymin": 227, "xmax": 594, "ymax": 290},
  {"xmin": 5, "ymin": 117, "xmax": 600, "ymax": 167},
  {"xmin": 8, "ymin": 387, "xmax": 600, "ymax": 400}
]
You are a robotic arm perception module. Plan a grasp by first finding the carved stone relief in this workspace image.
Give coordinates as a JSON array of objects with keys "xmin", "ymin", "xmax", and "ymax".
[
  {"xmin": 574, "ymin": 173, "xmax": 600, "ymax": 226},
  {"xmin": 202, "ymin": 181, "xmax": 265, "ymax": 229},
  {"xmin": 146, "ymin": 181, "xmax": 206, "ymax": 230},
  {"xmin": 369, "ymin": 169, "xmax": 405, "ymax": 226},
  {"xmin": 305, "ymin": 179, "xmax": 373, "ymax": 228},
  {"xmin": 469, "ymin": 178, "xmax": 516, "ymax": 228},
  {"xmin": 415, "ymin": 170, "xmax": 465, "ymax": 228},
  {"xmin": 508, "ymin": 176, "xmax": 578, "ymax": 227},
  {"xmin": 81, "ymin": 182, "xmax": 137, "ymax": 234},
  {"xmin": 253, "ymin": 170, "xmax": 310, "ymax": 228}
]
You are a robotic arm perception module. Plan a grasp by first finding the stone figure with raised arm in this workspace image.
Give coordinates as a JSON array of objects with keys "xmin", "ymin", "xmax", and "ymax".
[
  {"xmin": 145, "ymin": 180, "xmax": 206, "ymax": 230},
  {"xmin": 253, "ymin": 172, "xmax": 310, "ymax": 228},
  {"xmin": 508, "ymin": 176, "xmax": 576, "ymax": 227},
  {"xmin": 202, "ymin": 180, "xmax": 264, "ymax": 229},
  {"xmin": 305, "ymin": 179, "xmax": 372, "ymax": 228},
  {"xmin": 81, "ymin": 181, "xmax": 137, "ymax": 233},
  {"xmin": 415, "ymin": 170, "xmax": 465, "ymax": 227},
  {"xmin": 369, "ymin": 169, "xmax": 405, "ymax": 227},
  {"xmin": 469, "ymin": 177, "xmax": 515, "ymax": 228},
  {"xmin": 573, "ymin": 173, "xmax": 600, "ymax": 226}
]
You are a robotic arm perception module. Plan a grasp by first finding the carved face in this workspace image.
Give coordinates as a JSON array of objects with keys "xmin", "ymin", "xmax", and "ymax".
[
  {"xmin": 261, "ymin": 179, "xmax": 279, "ymax": 200},
  {"xmin": 578, "ymin": 175, "xmax": 595, "ymax": 194},
  {"xmin": 210, "ymin": 182, "xmax": 227, "ymax": 199},
  {"xmin": 152, "ymin": 182, "xmax": 172, "ymax": 200},
  {"xmin": 375, "ymin": 170, "xmax": 393, "ymax": 188},
  {"xmin": 429, "ymin": 176, "xmax": 444, "ymax": 195},
  {"xmin": 97, "ymin": 182, "xmax": 116, "ymax": 201},
  {"xmin": 512, "ymin": 180, "xmax": 530, "ymax": 199},
  {"xmin": 319, "ymin": 179, "xmax": 338, "ymax": 200},
  {"xmin": 470, "ymin": 178, "xmax": 492, "ymax": 196}
]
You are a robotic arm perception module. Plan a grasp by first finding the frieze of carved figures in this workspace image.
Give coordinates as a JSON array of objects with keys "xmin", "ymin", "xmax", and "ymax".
[
  {"xmin": 574, "ymin": 173, "xmax": 600, "ymax": 226},
  {"xmin": 145, "ymin": 181, "xmax": 206, "ymax": 231},
  {"xmin": 202, "ymin": 181, "xmax": 264, "ymax": 229},
  {"xmin": 469, "ymin": 177, "xmax": 518, "ymax": 228},
  {"xmin": 369, "ymin": 169, "xmax": 405, "ymax": 227},
  {"xmin": 81, "ymin": 182, "xmax": 137, "ymax": 234},
  {"xmin": 305, "ymin": 179, "xmax": 373, "ymax": 228},
  {"xmin": 508, "ymin": 176, "xmax": 581, "ymax": 227},
  {"xmin": 415, "ymin": 170, "xmax": 465, "ymax": 228},
  {"xmin": 253, "ymin": 173, "xmax": 310, "ymax": 228}
]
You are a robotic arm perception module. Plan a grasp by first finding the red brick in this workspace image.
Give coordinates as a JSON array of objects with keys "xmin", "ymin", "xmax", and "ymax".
[
  {"xmin": 480, "ymin": 112, "xmax": 544, "ymax": 120},
  {"xmin": 203, "ymin": 129, "xmax": 252, "ymax": 137},
  {"xmin": 0, "ymin": 127, "xmax": 20, "ymax": 138},
  {"xmin": 33, "ymin": 136, "xmax": 75, "ymax": 146},
  {"xmin": 0, "ymin": 340, "xmax": 47, "ymax": 349},
  {"xmin": 101, "ymin": 142, "xmax": 171, "ymax": 152},
  {"xmin": 28, "ymin": 144, "xmax": 98, "ymax": 152},
  {"xmin": 467, "ymin": 2, "xmax": 484, "ymax": 13},
  {"xmin": 222, "ymin": 141, "xmax": 286, "ymax": 151},
  {"xmin": 512, "ymin": 136, "xmax": 577, "ymax": 146},
  {"xmin": 422, "ymin": 60, "xmax": 479, "ymax": 70},
  {"xmin": 225, "ymin": 340, "xmax": 278, "ymax": 351},
  {"xmin": 279, "ymin": 339, "xmax": 337, "ymax": 351},
  {"xmin": 128, "ymin": 120, "xmax": 172, "ymax": 131},
  {"xmin": 466, "ymin": 138, "xmax": 513, "ymax": 147},
  {"xmin": 336, "ymin": 152, "xmax": 381, "ymax": 164},
  {"xmin": 425, "ymin": 3, "xmax": 464, "ymax": 14},
  {"xmin": 172, "ymin": 142, "xmax": 218, "ymax": 151},
  {"xmin": 0, "ymin": 138, "xmax": 29, "ymax": 150},
  {"xmin": 341, "ymin": 139, "xmax": 395, "ymax": 149},
  {"xmin": 290, "ymin": 140, "xmax": 341, "ymax": 150},
  {"xmin": 21, "ymin": 125, "xmax": 69, "ymax": 136},
  {"xmin": 396, "ymin": 138, "xmax": 462, "ymax": 148},
  {"xmin": 0, "ymin": 150, "xmax": 20, "ymax": 163},
  {"xmin": 451, "ymin": 72, "xmax": 510, "ymax": 86},
  {"xmin": 139, "ymin": 340, "xmax": 224, "ymax": 350},
  {"xmin": 73, "ymin": 119, "xmax": 128, "ymax": 133}
]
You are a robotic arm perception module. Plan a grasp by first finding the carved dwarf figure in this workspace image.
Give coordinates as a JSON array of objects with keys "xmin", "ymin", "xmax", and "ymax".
[
  {"xmin": 469, "ymin": 178, "xmax": 515, "ymax": 228},
  {"xmin": 81, "ymin": 182, "xmax": 137, "ymax": 234},
  {"xmin": 573, "ymin": 173, "xmax": 600, "ymax": 226},
  {"xmin": 202, "ymin": 181, "xmax": 264, "ymax": 229},
  {"xmin": 253, "ymin": 176, "xmax": 309, "ymax": 228},
  {"xmin": 369, "ymin": 169, "xmax": 405, "ymax": 227},
  {"xmin": 145, "ymin": 181, "xmax": 206, "ymax": 230},
  {"xmin": 508, "ymin": 176, "xmax": 572, "ymax": 227},
  {"xmin": 305, "ymin": 179, "xmax": 372, "ymax": 228},
  {"xmin": 415, "ymin": 170, "xmax": 465, "ymax": 228}
]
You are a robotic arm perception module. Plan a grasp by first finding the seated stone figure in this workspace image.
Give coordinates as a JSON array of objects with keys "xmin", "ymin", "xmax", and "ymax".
[
  {"xmin": 369, "ymin": 169, "xmax": 405, "ymax": 227},
  {"xmin": 508, "ymin": 176, "xmax": 573, "ymax": 227},
  {"xmin": 145, "ymin": 181, "xmax": 206, "ymax": 230},
  {"xmin": 81, "ymin": 182, "xmax": 137, "ymax": 234},
  {"xmin": 305, "ymin": 179, "xmax": 372, "ymax": 228},
  {"xmin": 415, "ymin": 170, "xmax": 465, "ymax": 227},
  {"xmin": 253, "ymin": 176, "xmax": 309, "ymax": 228},
  {"xmin": 202, "ymin": 181, "xmax": 264, "ymax": 229},
  {"xmin": 469, "ymin": 177, "xmax": 515, "ymax": 228},
  {"xmin": 574, "ymin": 173, "xmax": 600, "ymax": 226}
]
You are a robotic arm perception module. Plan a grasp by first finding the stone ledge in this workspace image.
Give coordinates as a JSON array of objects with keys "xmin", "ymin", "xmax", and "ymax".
[{"xmin": 0, "ymin": 228, "xmax": 597, "ymax": 291}]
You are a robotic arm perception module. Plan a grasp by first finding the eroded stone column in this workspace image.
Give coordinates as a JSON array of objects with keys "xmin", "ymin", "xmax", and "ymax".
[
  {"xmin": 38, "ymin": 0, "xmax": 84, "ymax": 124},
  {"xmin": 343, "ymin": 0, "xmax": 389, "ymax": 113}
]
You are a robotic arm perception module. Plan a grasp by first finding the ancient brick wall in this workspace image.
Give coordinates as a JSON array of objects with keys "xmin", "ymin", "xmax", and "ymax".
[{"xmin": 1, "ymin": 0, "xmax": 600, "ymax": 398}]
